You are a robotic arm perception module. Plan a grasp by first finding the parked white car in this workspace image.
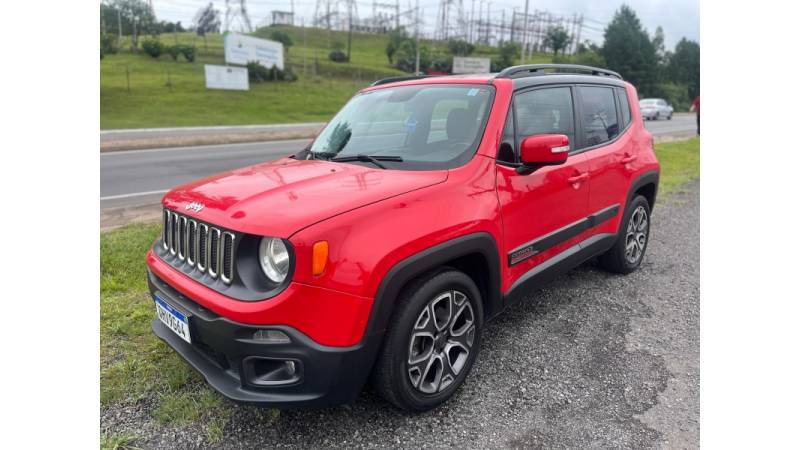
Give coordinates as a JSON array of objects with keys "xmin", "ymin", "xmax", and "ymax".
[{"xmin": 639, "ymin": 98, "xmax": 673, "ymax": 120}]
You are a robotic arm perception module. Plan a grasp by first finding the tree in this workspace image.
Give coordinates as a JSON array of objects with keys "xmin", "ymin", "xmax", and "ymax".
[
  {"xmin": 394, "ymin": 40, "xmax": 430, "ymax": 73},
  {"xmin": 386, "ymin": 28, "xmax": 408, "ymax": 64},
  {"xmin": 269, "ymin": 30, "xmax": 293, "ymax": 54},
  {"xmin": 193, "ymin": 3, "xmax": 221, "ymax": 52},
  {"xmin": 447, "ymin": 39, "xmax": 475, "ymax": 56},
  {"xmin": 543, "ymin": 26, "xmax": 572, "ymax": 56},
  {"xmin": 601, "ymin": 5, "xmax": 658, "ymax": 95},
  {"xmin": 101, "ymin": 0, "xmax": 158, "ymax": 52},
  {"xmin": 668, "ymin": 38, "xmax": 700, "ymax": 98}
]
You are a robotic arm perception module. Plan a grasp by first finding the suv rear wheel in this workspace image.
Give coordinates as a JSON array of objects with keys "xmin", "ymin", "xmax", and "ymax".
[
  {"xmin": 598, "ymin": 195, "xmax": 651, "ymax": 274},
  {"xmin": 372, "ymin": 269, "xmax": 483, "ymax": 411}
]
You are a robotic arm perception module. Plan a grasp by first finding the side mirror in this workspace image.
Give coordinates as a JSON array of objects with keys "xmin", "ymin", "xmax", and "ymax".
[{"xmin": 518, "ymin": 134, "xmax": 570, "ymax": 174}]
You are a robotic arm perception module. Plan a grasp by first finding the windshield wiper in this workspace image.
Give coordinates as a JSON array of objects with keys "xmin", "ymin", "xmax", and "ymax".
[{"xmin": 330, "ymin": 154, "xmax": 404, "ymax": 169}]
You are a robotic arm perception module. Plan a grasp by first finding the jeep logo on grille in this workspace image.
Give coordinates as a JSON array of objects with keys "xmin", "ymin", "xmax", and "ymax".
[{"xmin": 185, "ymin": 201, "xmax": 205, "ymax": 213}]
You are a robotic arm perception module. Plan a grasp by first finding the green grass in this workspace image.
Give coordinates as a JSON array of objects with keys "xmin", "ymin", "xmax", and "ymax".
[
  {"xmin": 653, "ymin": 137, "xmax": 700, "ymax": 198},
  {"xmin": 100, "ymin": 432, "xmax": 140, "ymax": 450},
  {"xmin": 101, "ymin": 26, "xmax": 553, "ymax": 129}
]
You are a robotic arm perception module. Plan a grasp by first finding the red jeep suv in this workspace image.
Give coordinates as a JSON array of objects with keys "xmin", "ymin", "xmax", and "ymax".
[{"xmin": 148, "ymin": 64, "xmax": 659, "ymax": 411}]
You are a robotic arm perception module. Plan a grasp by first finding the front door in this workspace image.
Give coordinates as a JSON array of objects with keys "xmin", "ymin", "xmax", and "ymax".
[{"xmin": 496, "ymin": 86, "xmax": 591, "ymax": 291}]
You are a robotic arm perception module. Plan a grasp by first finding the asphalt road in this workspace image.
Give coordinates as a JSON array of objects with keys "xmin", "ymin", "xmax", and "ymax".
[
  {"xmin": 100, "ymin": 115, "xmax": 696, "ymax": 211},
  {"xmin": 101, "ymin": 181, "xmax": 700, "ymax": 449}
]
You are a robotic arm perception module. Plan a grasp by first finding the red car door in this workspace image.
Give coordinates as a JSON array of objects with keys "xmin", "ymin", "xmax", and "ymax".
[
  {"xmin": 496, "ymin": 86, "xmax": 592, "ymax": 292},
  {"xmin": 576, "ymin": 85, "xmax": 639, "ymax": 237}
]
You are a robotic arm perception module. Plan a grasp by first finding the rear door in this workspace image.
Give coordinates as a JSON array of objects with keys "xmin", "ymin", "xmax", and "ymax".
[
  {"xmin": 496, "ymin": 85, "xmax": 591, "ymax": 290},
  {"xmin": 576, "ymin": 85, "xmax": 637, "ymax": 237}
]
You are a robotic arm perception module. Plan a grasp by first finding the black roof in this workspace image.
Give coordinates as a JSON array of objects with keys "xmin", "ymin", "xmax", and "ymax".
[{"xmin": 496, "ymin": 64, "xmax": 626, "ymax": 90}]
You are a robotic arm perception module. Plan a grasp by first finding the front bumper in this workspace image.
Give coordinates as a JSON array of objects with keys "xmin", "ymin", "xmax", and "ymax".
[{"xmin": 148, "ymin": 271, "xmax": 383, "ymax": 408}]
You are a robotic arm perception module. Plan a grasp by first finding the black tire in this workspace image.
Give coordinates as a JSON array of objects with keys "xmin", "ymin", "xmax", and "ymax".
[
  {"xmin": 372, "ymin": 268, "xmax": 483, "ymax": 412},
  {"xmin": 598, "ymin": 195, "xmax": 651, "ymax": 274},
  {"xmin": 667, "ymin": 113, "xmax": 673, "ymax": 120}
]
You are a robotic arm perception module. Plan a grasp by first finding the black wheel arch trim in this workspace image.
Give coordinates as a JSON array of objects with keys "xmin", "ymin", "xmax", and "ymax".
[
  {"xmin": 628, "ymin": 170, "xmax": 660, "ymax": 210},
  {"xmin": 364, "ymin": 232, "xmax": 502, "ymax": 340}
]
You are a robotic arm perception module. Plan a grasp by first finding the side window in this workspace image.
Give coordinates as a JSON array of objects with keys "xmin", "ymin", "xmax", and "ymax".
[
  {"xmin": 514, "ymin": 87, "xmax": 575, "ymax": 150},
  {"xmin": 578, "ymin": 86, "xmax": 619, "ymax": 147},
  {"xmin": 617, "ymin": 88, "xmax": 632, "ymax": 128}
]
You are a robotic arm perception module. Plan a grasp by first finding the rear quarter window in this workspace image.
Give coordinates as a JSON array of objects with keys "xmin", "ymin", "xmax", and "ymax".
[{"xmin": 617, "ymin": 88, "xmax": 632, "ymax": 128}]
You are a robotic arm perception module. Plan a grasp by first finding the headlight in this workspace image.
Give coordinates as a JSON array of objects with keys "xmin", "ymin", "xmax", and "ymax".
[{"xmin": 259, "ymin": 237, "xmax": 290, "ymax": 283}]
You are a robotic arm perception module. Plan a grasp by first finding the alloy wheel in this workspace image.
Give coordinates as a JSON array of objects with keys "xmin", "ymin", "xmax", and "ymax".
[
  {"xmin": 625, "ymin": 205, "xmax": 649, "ymax": 264},
  {"xmin": 407, "ymin": 290, "xmax": 476, "ymax": 394}
]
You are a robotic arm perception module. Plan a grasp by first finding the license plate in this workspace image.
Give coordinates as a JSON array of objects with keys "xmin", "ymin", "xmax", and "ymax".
[{"xmin": 155, "ymin": 293, "xmax": 191, "ymax": 343}]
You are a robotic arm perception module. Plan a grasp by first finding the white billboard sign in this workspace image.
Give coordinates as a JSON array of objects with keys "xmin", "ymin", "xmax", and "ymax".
[
  {"xmin": 452, "ymin": 57, "xmax": 491, "ymax": 74},
  {"xmin": 204, "ymin": 65, "xmax": 249, "ymax": 91},
  {"xmin": 224, "ymin": 33, "xmax": 284, "ymax": 70}
]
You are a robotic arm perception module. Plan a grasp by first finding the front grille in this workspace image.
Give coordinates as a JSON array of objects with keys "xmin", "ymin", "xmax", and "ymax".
[{"xmin": 162, "ymin": 209, "xmax": 236, "ymax": 284}]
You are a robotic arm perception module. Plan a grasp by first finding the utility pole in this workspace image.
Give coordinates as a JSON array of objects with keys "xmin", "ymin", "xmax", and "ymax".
[
  {"xmin": 469, "ymin": 0, "xmax": 475, "ymax": 43},
  {"xmin": 347, "ymin": 1, "xmax": 353, "ymax": 62},
  {"xmin": 396, "ymin": 0, "xmax": 400, "ymax": 29},
  {"xmin": 414, "ymin": 1, "xmax": 420, "ymax": 74},
  {"xmin": 520, "ymin": 0, "xmax": 529, "ymax": 62},
  {"xmin": 117, "ymin": 8, "xmax": 123, "ymax": 42},
  {"xmin": 302, "ymin": 17, "xmax": 307, "ymax": 75}
]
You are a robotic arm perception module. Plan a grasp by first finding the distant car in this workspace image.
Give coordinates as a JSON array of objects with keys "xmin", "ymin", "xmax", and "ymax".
[{"xmin": 639, "ymin": 98, "xmax": 673, "ymax": 120}]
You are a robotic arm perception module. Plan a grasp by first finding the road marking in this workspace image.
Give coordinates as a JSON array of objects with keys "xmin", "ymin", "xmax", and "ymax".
[
  {"xmin": 100, "ymin": 138, "xmax": 311, "ymax": 156},
  {"xmin": 100, "ymin": 189, "xmax": 169, "ymax": 201}
]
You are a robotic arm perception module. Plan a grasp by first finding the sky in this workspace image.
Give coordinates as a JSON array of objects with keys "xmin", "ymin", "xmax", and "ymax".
[{"xmin": 151, "ymin": 0, "xmax": 699, "ymax": 50}]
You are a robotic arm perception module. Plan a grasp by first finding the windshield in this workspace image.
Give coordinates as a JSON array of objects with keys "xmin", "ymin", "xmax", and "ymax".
[
  {"xmin": 306, "ymin": 84, "xmax": 495, "ymax": 170},
  {"xmin": 639, "ymin": 99, "xmax": 659, "ymax": 105}
]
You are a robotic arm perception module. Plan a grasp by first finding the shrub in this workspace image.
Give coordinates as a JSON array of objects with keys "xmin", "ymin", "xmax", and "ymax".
[
  {"xmin": 328, "ymin": 50, "xmax": 348, "ymax": 63},
  {"xmin": 247, "ymin": 62, "xmax": 298, "ymax": 83},
  {"xmin": 166, "ymin": 45, "xmax": 182, "ymax": 61},
  {"xmin": 430, "ymin": 57, "xmax": 452, "ymax": 73},
  {"xmin": 180, "ymin": 45, "xmax": 196, "ymax": 62},
  {"xmin": 394, "ymin": 40, "xmax": 430, "ymax": 73},
  {"xmin": 447, "ymin": 39, "xmax": 474, "ymax": 56},
  {"xmin": 269, "ymin": 31, "xmax": 293, "ymax": 53},
  {"xmin": 100, "ymin": 33, "xmax": 117, "ymax": 59},
  {"xmin": 491, "ymin": 42, "xmax": 519, "ymax": 72},
  {"xmin": 141, "ymin": 38, "xmax": 164, "ymax": 58},
  {"xmin": 649, "ymin": 82, "xmax": 691, "ymax": 111}
]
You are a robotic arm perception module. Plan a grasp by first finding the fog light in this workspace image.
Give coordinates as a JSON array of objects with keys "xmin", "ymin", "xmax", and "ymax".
[
  {"xmin": 252, "ymin": 329, "xmax": 291, "ymax": 344},
  {"xmin": 242, "ymin": 357, "xmax": 302, "ymax": 386}
]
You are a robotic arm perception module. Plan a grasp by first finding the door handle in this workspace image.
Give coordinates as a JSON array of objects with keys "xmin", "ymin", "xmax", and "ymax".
[
  {"xmin": 621, "ymin": 154, "xmax": 638, "ymax": 164},
  {"xmin": 567, "ymin": 173, "xmax": 589, "ymax": 183}
]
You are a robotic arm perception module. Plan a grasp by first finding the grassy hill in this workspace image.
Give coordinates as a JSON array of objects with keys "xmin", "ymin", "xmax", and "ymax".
[{"xmin": 100, "ymin": 26, "xmax": 554, "ymax": 129}]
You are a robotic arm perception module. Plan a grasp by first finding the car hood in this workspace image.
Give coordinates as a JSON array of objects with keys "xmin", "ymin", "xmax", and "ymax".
[{"xmin": 162, "ymin": 157, "xmax": 448, "ymax": 237}]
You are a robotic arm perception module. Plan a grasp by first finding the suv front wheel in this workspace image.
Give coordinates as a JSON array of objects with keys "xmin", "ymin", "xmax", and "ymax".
[
  {"xmin": 372, "ymin": 269, "xmax": 483, "ymax": 411},
  {"xmin": 598, "ymin": 195, "xmax": 651, "ymax": 274}
]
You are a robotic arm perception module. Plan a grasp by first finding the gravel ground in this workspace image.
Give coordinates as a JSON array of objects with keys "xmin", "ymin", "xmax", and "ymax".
[{"xmin": 102, "ymin": 182, "xmax": 700, "ymax": 450}]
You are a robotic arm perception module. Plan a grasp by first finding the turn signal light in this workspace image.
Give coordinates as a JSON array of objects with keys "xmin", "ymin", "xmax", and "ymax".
[{"xmin": 312, "ymin": 241, "xmax": 329, "ymax": 276}]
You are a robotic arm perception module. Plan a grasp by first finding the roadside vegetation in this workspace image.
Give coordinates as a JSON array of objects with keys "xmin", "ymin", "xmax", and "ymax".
[
  {"xmin": 101, "ymin": 2, "xmax": 698, "ymax": 130},
  {"xmin": 99, "ymin": 137, "xmax": 699, "ymax": 442},
  {"xmin": 100, "ymin": 26, "xmax": 553, "ymax": 129}
]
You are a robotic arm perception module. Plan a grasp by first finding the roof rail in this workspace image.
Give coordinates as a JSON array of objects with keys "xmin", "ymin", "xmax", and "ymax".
[
  {"xmin": 370, "ymin": 74, "xmax": 431, "ymax": 87},
  {"xmin": 495, "ymin": 64, "xmax": 622, "ymax": 80}
]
